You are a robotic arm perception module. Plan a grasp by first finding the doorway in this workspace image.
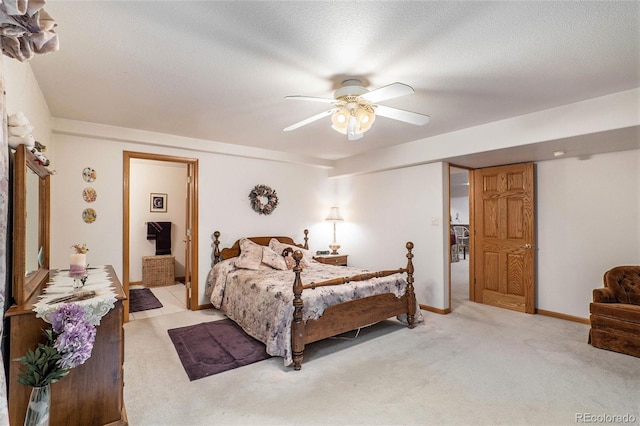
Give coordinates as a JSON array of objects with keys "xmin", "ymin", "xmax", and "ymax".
[
  {"xmin": 449, "ymin": 165, "xmax": 471, "ymax": 310},
  {"xmin": 122, "ymin": 151, "xmax": 199, "ymax": 322},
  {"xmin": 448, "ymin": 162, "xmax": 536, "ymax": 314}
]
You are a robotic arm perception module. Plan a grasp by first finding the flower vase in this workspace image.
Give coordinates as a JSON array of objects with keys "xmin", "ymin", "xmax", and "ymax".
[{"xmin": 24, "ymin": 384, "xmax": 50, "ymax": 426}]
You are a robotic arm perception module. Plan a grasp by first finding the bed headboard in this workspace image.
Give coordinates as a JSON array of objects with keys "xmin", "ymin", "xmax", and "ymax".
[{"xmin": 212, "ymin": 229, "xmax": 309, "ymax": 264}]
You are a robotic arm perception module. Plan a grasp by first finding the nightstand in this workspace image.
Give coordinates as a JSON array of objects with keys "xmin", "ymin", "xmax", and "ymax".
[{"xmin": 313, "ymin": 254, "xmax": 348, "ymax": 266}]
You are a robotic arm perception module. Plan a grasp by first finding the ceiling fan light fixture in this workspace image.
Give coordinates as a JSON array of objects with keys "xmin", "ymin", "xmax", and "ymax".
[
  {"xmin": 355, "ymin": 106, "xmax": 375, "ymax": 133},
  {"xmin": 331, "ymin": 107, "xmax": 350, "ymax": 134},
  {"xmin": 331, "ymin": 102, "xmax": 376, "ymax": 137},
  {"xmin": 285, "ymin": 80, "xmax": 428, "ymax": 139}
]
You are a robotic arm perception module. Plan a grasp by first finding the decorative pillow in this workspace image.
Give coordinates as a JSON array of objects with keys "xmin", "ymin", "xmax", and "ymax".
[
  {"xmin": 284, "ymin": 255, "xmax": 297, "ymax": 270},
  {"xmin": 261, "ymin": 246, "xmax": 287, "ymax": 270},
  {"xmin": 268, "ymin": 238, "xmax": 314, "ymax": 264},
  {"xmin": 235, "ymin": 238, "xmax": 262, "ymax": 270}
]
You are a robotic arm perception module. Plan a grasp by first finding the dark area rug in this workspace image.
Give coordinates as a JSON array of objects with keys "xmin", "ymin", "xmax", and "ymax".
[
  {"xmin": 129, "ymin": 288, "xmax": 163, "ymax": 312},
  {"xmin": 168, "ymin": 318, "xmax": 270, "ymax": 381}
]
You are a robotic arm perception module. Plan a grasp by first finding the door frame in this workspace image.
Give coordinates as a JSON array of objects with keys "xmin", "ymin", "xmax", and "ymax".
[
  {"xmin": 448, "ymin": 163, "xmax": 474, "ymax": 310},
  {"xmin": 448, "ymin": 162, "xmax": 536, "ymax": 313},
  {"xmin": 122, "ymin": 151, "xmax": 199, "ymax": 322}
]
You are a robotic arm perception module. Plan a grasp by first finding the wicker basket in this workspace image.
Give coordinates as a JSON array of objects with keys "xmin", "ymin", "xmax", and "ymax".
[{"xmin": 142, "ymin": 255, "xmax": 175, "ymax": 287}]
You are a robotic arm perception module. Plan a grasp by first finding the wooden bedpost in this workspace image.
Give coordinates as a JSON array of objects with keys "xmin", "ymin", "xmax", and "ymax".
[
  {"xmin": 291, "ymin": 250, "xmax": 305, "ymax": 370},
  {"xmin": 303, "ymin": 229, "xmax": 309, "ymax": 250},
  {"xmin": 405, "ymin": 242, "xmax": 416, "ymax": 329},
  {"xmin": 213, "ymin": 231, "xmax": 221, "ymax": 265}
]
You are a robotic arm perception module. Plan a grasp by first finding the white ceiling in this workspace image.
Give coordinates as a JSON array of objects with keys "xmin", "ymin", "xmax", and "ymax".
[{"xmin": 30, "ymin": 1, "xmax": 640, "ymax": 164}]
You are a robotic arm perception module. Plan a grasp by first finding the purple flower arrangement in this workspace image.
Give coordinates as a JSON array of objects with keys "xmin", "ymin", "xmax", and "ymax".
[
  {"xmin": 16, "ymin": 303, "xmax": 97, "ymax": 387},
  {"xmin": 50, "ymin": 304, "xmax": 96, "ymax": 369}
]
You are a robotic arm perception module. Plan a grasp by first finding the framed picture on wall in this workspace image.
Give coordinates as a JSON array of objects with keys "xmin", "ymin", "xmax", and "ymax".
[{"xmin": 150, "ymin": 193, "xmax": 167, "ymax": 213}]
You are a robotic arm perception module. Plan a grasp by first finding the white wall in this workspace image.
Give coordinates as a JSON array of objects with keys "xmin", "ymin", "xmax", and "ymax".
[
  {"xmin": 4, "ymin": 60, "xmax": 52, "ymax": 152},
  {"xmin": 49, "ymin": 134, "xmax": 123, "ymax": 274},
  {"xmin": 334, "ymin": 162, "xmax": 450, "ymax": 310},
  {"xmin": 49, "ymin": 132, "xmax": 332, "ymax": 306},
  {"xmin": 332, "ymin": 149, "xmax": 640, "ymax": 317},
  {"xmin": 129, "ymin": 159, "xmax": 187, "ymax": 282},
  {"xmin": 536, "ymin": 149, "xmax": 640, "ymax": 318}
]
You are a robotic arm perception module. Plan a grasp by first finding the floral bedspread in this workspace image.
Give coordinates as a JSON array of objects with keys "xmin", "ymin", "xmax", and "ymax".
[{"xmin": 206, "ymin": 259, "xmax": 409, "ymax": 366}]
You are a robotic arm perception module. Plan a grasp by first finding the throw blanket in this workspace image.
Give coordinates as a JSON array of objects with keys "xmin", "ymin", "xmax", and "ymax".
[{"xmin": 207, "ymin": 259, "xmax": 410, "ymax": 366}]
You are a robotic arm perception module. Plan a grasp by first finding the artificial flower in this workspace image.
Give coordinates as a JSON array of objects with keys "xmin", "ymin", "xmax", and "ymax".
[{"xmin": 15, "ymin": 303, "xmax": 96, "ymax": 387}]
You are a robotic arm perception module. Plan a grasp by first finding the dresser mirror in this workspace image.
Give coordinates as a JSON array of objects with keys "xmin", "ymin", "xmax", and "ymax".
[{"xmin": 12, "ymin": 144, "xmax": 51, "ymax": 305}]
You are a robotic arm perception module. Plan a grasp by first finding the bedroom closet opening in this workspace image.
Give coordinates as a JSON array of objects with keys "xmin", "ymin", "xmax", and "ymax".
[
  {"xmin": 449, "ymin": 166, "xmax": 471, "ymax": 310},
  {"xmin": 123, "ymin": 151, "xmax": 199, "ymax": 322}
]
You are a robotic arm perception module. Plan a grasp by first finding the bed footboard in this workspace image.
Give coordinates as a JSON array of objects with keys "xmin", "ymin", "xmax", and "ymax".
[{"xmin": 291, "ymin": 242, "xmax": 415, "ymax": 370}]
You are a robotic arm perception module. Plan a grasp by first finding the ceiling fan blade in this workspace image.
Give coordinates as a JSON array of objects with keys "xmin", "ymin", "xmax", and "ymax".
[
  {"xmin": 285, "ymin": 95, "xmax": 336, "ymax": 104},
  {"xmin": 360, "ymin": 82, "xmax": 415, "ymax": 103},
  {"xmin": 283, "ymin": 108, "xmax": 338, "ymax": 132},
  {"xmin": 374, "ymin": 105, "xmax": 430, "ymax": 126}
]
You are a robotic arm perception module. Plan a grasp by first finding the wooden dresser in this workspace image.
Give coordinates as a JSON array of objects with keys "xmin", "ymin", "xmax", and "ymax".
[{"xmin": 5, "ymin": 265, "xmax": 127, "ymax": 425}]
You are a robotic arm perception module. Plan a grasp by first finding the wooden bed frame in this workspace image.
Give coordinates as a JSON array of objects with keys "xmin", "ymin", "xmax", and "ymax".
[{"xmin": 212, "ymin": 230, "xmax": 416, "ymax": 370}]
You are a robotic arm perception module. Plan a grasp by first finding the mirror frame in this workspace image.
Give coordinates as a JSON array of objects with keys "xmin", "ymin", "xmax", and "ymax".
[{"xmin": 13, "ymin": 144, "xmax": 51, "ymax": 305}]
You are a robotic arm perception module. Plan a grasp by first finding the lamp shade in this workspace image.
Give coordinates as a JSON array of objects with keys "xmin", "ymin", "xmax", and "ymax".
[
  {"xmin": 355, "ymin": 107, "xmax": 375, "ymax": 132},
  {"xmin": 325, "ymin": 206, "xmax": 344, "ymax": 221},
  {"xmin": 331, "ymin": 108, "xmax": 349, "ymax": 134}
]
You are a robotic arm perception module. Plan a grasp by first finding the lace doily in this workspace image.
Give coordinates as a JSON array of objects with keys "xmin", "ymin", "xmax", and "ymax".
[{"xmin": 33, "ymin": 266, "xmax": 118, "ymax": 326}]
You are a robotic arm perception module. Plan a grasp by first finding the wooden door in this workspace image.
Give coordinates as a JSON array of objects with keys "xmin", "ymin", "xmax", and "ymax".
[{"xmin": 472, "ymin": 162, "xmax": 535, "ymax": 313}]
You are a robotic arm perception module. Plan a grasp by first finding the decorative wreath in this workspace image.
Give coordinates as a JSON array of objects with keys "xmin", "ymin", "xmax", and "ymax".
[{"xmin": 249, "ymin": 184, "xmax": 279, "ymax": 215}]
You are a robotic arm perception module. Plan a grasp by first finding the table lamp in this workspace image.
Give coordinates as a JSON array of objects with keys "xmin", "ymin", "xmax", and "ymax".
[{"xmin": 325, "ymin": 206, "xmax": 344, "ymax": 255}]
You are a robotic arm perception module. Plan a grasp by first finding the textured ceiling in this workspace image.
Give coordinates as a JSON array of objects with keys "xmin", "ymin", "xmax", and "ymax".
[{"xmin": 30, "ymin": 1, "xmax": 640, "ymax": 162}]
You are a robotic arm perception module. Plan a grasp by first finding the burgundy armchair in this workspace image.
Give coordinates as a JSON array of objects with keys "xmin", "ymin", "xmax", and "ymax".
[{"xmin": 589, "ymin": 266, "xmax": 640, "ymax": 357}]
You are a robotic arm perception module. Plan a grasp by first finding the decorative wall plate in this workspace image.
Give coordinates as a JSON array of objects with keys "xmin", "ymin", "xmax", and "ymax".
[
  {"xmin": 82, "ymin": 208, "xmax": 97, "ymax": 223},
  {"xmin": 82, "ymin": 187, "xmax": 97, "ymax": 203},
  {"xmin": 82, "ymin": 167, "xmax": 96, "ymax": 182}
]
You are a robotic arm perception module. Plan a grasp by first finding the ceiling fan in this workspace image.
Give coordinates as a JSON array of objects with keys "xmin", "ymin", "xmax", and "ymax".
[{"xmin": 283, "ymin": 79, "xmax": 429, "ymax": 141}]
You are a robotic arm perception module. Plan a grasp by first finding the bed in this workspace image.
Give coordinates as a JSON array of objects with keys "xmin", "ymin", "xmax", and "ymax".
[{"xmin": 206, "ymin": 230, "xmax": 417, "ymax": 370}]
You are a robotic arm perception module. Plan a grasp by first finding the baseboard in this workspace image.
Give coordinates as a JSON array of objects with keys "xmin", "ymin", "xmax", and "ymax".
[
  {"xmin": 196, "ymin": 302, "xmax": 213, "ymax": 311},
  {"xmin": 419, "ymin": 303, "xmax": 451, "ymax": 315},
  {"xmin": 418, "ymin": 304, "xmax": 588, "ymax": 323},
  {"xmin": 130, "ymin": 279, "xmax": 186, "ymax": 288},
  {"xmin": 536, "ymin": 308, "xmax": 590, "ymax": 324}
]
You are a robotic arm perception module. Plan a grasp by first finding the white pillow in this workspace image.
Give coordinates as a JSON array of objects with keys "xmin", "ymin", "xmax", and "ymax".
[
  {"xmin": 261, "ymin": 246, "xmax": 287, "ymax": 270},
  {"xmin": 268, "ymin": 238, "xmax": 314, "ymax": 263},
  {"xmin": 235, "ymin": 238, "xmax": 263, "ymax": 270}
]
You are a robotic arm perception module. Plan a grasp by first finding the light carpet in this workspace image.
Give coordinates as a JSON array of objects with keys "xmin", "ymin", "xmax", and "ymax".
[{"xmin": 123, "ymin": 277, "xmax": 639, "ymax": 425}]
